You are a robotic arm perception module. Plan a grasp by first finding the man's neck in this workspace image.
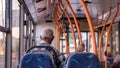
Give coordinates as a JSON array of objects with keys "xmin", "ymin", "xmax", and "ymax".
[{"xmin": 40, "ymin": 40, "xmax": 48, "ymax": 44}]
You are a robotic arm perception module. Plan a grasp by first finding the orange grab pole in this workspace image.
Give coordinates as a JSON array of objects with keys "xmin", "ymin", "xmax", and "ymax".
[
  {"xmin": 58, "ymin": 13, "xmax": 64, "ymax": 20},
  {"xmin": 54, "ymin": 9, "xmax": 60, "ymax": 26},
  {"xmin": 54, "ymin": 17, "xmax": 69, "ymax": 55},
  {"xmin": 55, "ymin": 6, "xmax": 70, "ymax": 55},
  {"xmin": 54, "ymin": 12, "xmax": 70, "ymax": 55},
  {"xmin": 57, "ymin": 9, "xmax": 63, "ymax": 20},
  {"xmin": 97, "ymin": 10, "xmax": 105, "ymax": 60},
  {"xmin": 58, "ymin": 2, "xmax": 77, "ymax": 51},
  {"xmin": 98, "ymin": 7, "xmax": 111, "ymax": 61},
  {"xmin": 58, "ymin": 21, "xmax": 70, "ymax": 56},
  {"xmin": 55, "ymin": 6, "xmax": 63, "ymax": 21},
  {"xmin": 57, "ymin": 7, "xmax": 63, "ymax": 20},
  {"xmin": 66, "ymin": 0, "xmax": 83, "ymax": 45},
  {"xmin": 80, "ymin": 0, "xmax": 97, "ymax": 55},
  {"xmin": 53, "ymin": 15, "xmax": 60, "ymax": 50},
  {"xmin": 55, "ymin": 17, "xmax": 70, "ymax": 56},
  {"xmin": 105, "ymin": 3, "xmax": 119, "ymax": 68},
  {"xmin": 54, "ymin": 8, "xmax": 69, "ymax": 54}
]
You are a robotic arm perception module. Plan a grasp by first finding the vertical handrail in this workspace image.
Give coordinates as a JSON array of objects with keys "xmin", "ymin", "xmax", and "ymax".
[
  {"xmin": 55, "ymin": 25, "xmax": 59, "ymax": 50},
  {"xmin": 97, "ymin": 10, "xmax": 105, "ymax": 60},
  {"xmin": 98, "ymin": 7, "xmax": 112, "ymax": 61},
  {"xmin": 58, "ymin": 0, "xmax": 77, "ymax": 51},
  {"xmin": 55, "ymin": 4, "xmax": 64, "ymax": 20},
  {"xmin": 54, "ymin": 7, "xmax": 70, "ymax": 55},
  {"xmin": 57, "ymin": 7, "xmax": 63, "ymax": 20},
  {"xmin": 80, "ymin": 0, "xmax": 97, "ymax": 54},
  {"xmin": 66, "ymin": 0, "xmax": 83, "ymax": 45},
  {"xmin": 54, "ymin": 10, "xmax": 60, "ymax": 50},
  {"xmin": 56, "ymin": 7, "xmax": 63, "ymax": 20},
  {"xmin": 54, "ymin": 8, "xmax": 60, "ymax": 26},
  {"xmin": 54, "ymin": 15, "xmax": 70, "ymax": 56},
  {"xmin": 105, "ymin": 3, "xmax": 119, "ymax": 68}
]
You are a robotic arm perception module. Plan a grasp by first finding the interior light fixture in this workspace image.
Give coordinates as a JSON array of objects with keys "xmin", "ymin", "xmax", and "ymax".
[
  {"xmin": 37, "ymin": 7, "xmax": 46, "ymax": 13},
  {"xmin": 36, "ymin": 0, "xmax": 43, "ymax": 3},
  {"xmin": 84, "ymin": 0, "xmax": 92, "ymax": 3}
]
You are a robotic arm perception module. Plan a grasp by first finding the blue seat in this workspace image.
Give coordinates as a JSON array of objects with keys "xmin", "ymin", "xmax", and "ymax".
[
  {"xmin": 19, "ymin": 53, "xmax": 54, "ymax": 68},
  {"xmin": 66, "ymin": 52, "xmax": 100, "ymax": 68},
  {"xmin": 19, "ymin": 45, "xmax": 59, "ymax": 68}
]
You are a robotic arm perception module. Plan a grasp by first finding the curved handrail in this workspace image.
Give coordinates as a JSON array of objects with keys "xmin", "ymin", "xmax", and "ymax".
[
  {"xmin": 105, "ymin": 3, "xmax": 119, "ymax": 68},
  {"xmin": 66, "ymin": 0, "xmax": 83, "ymax": 45},
  {"xmin": 80, "ymin": 0, "xmax": 97, "ymax": 55},
  {"xmin": 54, "ymin": 8, "xmax": 70, "ymax": 55},
  {"xmin": 54, "ymin": 7, "xmax": 60, "ymax": 26},
  {"xmin": 58, "ymin": 0, "xmax": 77, "ymax": 51},
  {"xmin": 98, "ymin": 7, "xmax": 112, "ymax": 61},
  {"xmin": 55, "ymin": 18, "xmax": 70, "ymax": 56}
]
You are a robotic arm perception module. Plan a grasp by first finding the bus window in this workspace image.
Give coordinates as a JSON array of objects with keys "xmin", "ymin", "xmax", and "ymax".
[{"xmin": 0, "ymin": 32, "xmax": 6, "ymax": 68}]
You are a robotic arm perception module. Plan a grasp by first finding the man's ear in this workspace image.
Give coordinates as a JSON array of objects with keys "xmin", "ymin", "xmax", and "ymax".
[
  {"xmin": 40, "ymin": 36, "xmax": 42, "ymax": 40},
  {"xmin": 52, "ymin": 36, "xmax": 54, "ymax": 41},
  {"xmin": 48, "ymin": 36, "xmax": 54, "ymax": 44},
  {"xmin": 50, "ymin": 36, "xmax": 54, "ymax": 42},
  {"xmin": 53, "ymin": 36, "xmax": 54, "ymax": 39}
]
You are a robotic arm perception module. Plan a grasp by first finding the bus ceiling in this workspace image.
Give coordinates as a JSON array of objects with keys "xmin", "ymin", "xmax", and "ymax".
[{"xmin": 23, "ymin": 0, "xmax": 120, "ymax": 24}]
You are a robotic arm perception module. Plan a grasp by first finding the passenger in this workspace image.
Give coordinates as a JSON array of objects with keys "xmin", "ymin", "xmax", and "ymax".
[
  {"xmin": 39, "ymin": 28, "xmax": 65, "ymax": 67},
  {"xmin": 39, "ymin": 28, "xmax": 85, "ymax": 67},
  {"xmin": 112, "ymin": 55, "xmax": 120, "ymax": 68}
]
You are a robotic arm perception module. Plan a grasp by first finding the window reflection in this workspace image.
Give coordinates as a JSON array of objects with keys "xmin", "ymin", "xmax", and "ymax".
[
  {"xmin": 60, "ymin": 32, "xmax": 98, "ymax": 53},
  {"xmin": 12, "ymin": 0, "xmax": 19, "ymax": 68},
  {"xmin": 0, "ymin": 0, "xmax": 5, "ymax": 27},
  {"xmin": 111, "ymin": 23, "xmax": 119, "ymax": 58},
  {"xmin": 0, "ymin": 32, "xmax": 6, "ymax": 68}
]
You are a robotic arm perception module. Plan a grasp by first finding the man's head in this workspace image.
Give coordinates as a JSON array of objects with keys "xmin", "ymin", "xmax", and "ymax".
[{"xmin": 40, "ymin": 28, "xmax": 54, "ymax": 44}]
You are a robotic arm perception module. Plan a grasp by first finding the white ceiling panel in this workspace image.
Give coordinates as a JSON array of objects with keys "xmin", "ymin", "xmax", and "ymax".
[
  {"xmin": 34, "ymin": 1, "xmax": 46, "ymax": 8},
  {"xmin": 27, "ymin": 3, "xmax": 35, "ymax": 13},
  {"xmin": 69, "ymin": 0, "xmax": 80, "ymax": 4},
  {"xmin": 24, "ymin": 0, "xmax": 32, "ymax": 4}
]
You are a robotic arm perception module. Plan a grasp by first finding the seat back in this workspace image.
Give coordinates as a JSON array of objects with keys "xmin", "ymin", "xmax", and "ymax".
[
  {"xmin": 66, "ymin": 52, "xmax": 100, "ymax": 68},
  {"xmin": 19, "ymin": 52, "xmax": 55, "ymax": 68},
  {"xmin": 19, "ymin": 45, "xmax": 58, "ymax": 68}
]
